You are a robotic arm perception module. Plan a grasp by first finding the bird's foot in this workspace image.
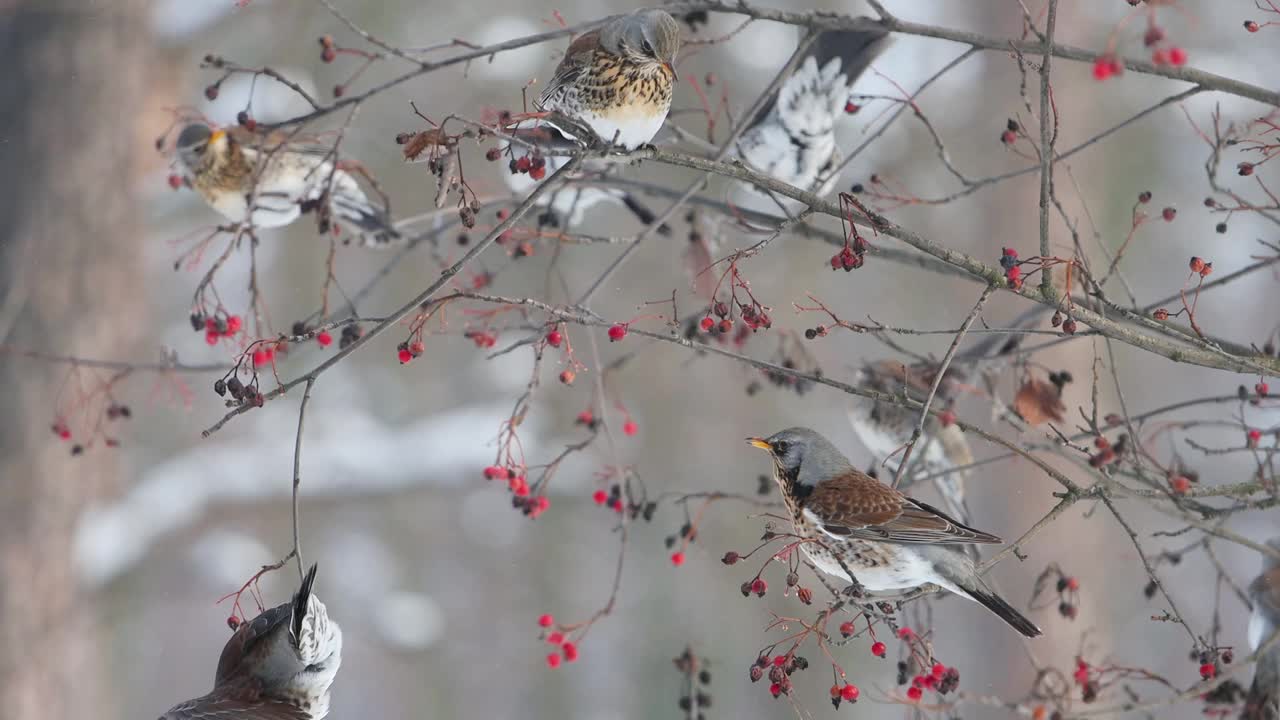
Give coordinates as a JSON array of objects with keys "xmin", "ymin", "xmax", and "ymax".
[{"xmin": 840, "ymin": 579, "xmax": 867, "ymax": 599}]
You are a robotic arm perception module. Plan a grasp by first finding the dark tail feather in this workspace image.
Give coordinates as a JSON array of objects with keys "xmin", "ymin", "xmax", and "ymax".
[
  {"xmin": 1244, "ymin": 659, "xmax": 1280, "ymax": 720},
  {"xmin": 334, "ymin": 197, "xmax": 403, "ymax": 247},
  {"xmin": 291, "ymin": 563, "xmax": 318, "ymax": 641},
  {"xmin": 748, "ymin": 26, "xmax": 891, "ymax": 129},
  {"xmin": 620, "ymin": 193, "xmax": 671, "ymax": 236},
  {"xmin": 962, "ymin": 582, "xmax": 1042, "ymax": 638}
]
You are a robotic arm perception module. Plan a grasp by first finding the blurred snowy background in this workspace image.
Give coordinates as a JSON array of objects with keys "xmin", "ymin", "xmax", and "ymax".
[{"xmin": 2, "ymin": 1, "xmax": 1278, "ymax": 719}]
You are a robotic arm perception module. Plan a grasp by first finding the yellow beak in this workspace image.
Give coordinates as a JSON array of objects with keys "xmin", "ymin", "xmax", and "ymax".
[
  {"xmin": 209, "ymin": 129, "xmax": 227, "ymax": 144},
  {"xmin": 746, "ymin": 437, "xmax": 772, "ymax": 451}
]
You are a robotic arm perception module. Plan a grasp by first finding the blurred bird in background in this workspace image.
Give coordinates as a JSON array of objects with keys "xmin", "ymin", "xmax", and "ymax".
[
  {"xmin": 159, "ymin": 564, "xmax": 343, "ymax": 720},
  {"xmin": 1245, "ymin": 538, "xmax": 1280, "ymax": 720},
  {"xmin": 175, "ymin": 123, "xmax": 402, "ymax": 247}
]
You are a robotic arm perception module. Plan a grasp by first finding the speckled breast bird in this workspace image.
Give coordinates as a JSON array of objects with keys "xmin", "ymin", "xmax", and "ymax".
[
  {"xmin": 747, "ymin": 428, "xmax": 1041, "ymax": 638},
  {"xmin": 1245, "ymin": 538, "xmax": 1280, "ymax": 720},
  {"xmin": 848, "ymin": 307, "xmax": 1045, "ymax": 525},
  {"xmin": 536, "ymin": 8, "xmax": 680, "ymax": 150},
  {"xmin": 159, "ymin": 564, "xmax": 343, "ymax": 720},
  {"xmin": 736, "ymin": 28, "xmax": 890, "ymax": 199},
  {"xmin": 175, "ymin": 123, "xmax": 401, "ymax": 247}
]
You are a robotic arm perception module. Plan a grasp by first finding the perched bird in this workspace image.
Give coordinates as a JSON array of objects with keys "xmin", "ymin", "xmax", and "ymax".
[
  {"xmin": 732, "ymin": 28, "xmax": 890, "ymax": 212},
  {"xmin": 499, "ymin": 10, "xmax": 679, "ymax": 230},
  {"xmin": 175, "ymin": 123, "xmax": 401, "ymax": 247},
  {"xmin": 159, "ymin": 564, "xmax": 343, "ymax": 720},
  {"xmin": 536, "ymin": 8, "xmax": 680, "ymax": 150},
  {"xmin": 1245, "ymin": 538, "xmax": 1280, "ymax": 720},
  {"xmin": 747, "ymin": 427, "xmax": 1041, "ymax": 638},
  {"xmin": 848, "ymin": 306, "xmax": 1045, "ymax": 525}
]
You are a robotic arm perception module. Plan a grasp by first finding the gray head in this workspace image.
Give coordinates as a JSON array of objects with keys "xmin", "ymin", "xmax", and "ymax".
[
  {"xmin": 175, "ymin": 123, "xmax": 219, "ymax": 169},
  {"xmin": 748, "ymin": 426, "xmax": 855, "ymax": 489},
  {"xmin": 599, "ymin": 9, "xmax": 680, "ymax": 74}
]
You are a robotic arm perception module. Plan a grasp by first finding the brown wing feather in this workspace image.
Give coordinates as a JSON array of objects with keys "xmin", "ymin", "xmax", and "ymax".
[
  {"xmin": 805, "ymin": 471, "xmax": 1002, "ymax": 545},
  {"xmin": 538, "ymin": 31, "xmax": 602, "ymax": 109},
  {"xmin": 215, "ymin": 602, "xmax": 292, "ymax": 686},
  {"xmin": 161, "ymin": 693, "xmax": 308, "ymax": 720}
]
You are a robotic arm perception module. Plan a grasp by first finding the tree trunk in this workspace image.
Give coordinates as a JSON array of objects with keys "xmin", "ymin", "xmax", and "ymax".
[{"xmin": 0, "ymin": 2, "xmax": 151, "ymax": 718}]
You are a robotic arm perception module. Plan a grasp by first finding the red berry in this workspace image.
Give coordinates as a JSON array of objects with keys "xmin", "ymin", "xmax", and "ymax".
[
  {"xmin": 623, "ymin": 420, "xmax": 638, "ymax": 436},
  {"xmin": 546, "ymin": 631, "xmax": 564, "ymax": 644},
  {"xmin": 1006, "ymin": 265, "xmax": 1021, "ymax": 282},
  {"xmin": 607, "ymin": 324, "xmax": 627, "ymax": 341},
  {"xmin": 1168, "ymin": 46, "xmax": 1187, "ymax": 66},
  {"xmin": 772, "ymin": 655, "xmax": 787, "ymax": 667},
  {"xmin": 1092, "ymin": 58, "xmax": 1114, "ymax": 80},
  {"xmin": 576, "ymin": 410, "xmax": 593, "ymax": 424},
  {"xmin": 1143, "ymin": 26, "xmax": 1165, "ymax": 47},
  {"xmin": 1162, "ymin": 206, "xmax": 1176, "ymax": 221},
  {"xmin": 750, "ymin": 578, "xmax": 767, "ymax": 596},
  {"xmin": 718, "ymin": 318, "xmax": 732, "ymax": 333},
  {"xmin": 562, "ymin": 641, "xmax": 578, "ymax": 662},
  {"xmin": 699, "ymin": 316, "xmax": 714, "ymax": 332},
  {"xmin": 167, "ymin": 173, "xmax": 183, "ymax": 190},
  {"xmin": 546, "ymin": 330, "xmax": 563, "ymax": 347},
  {"xmin": 907, "ymin": 686, "xmax": 923, "ymax": 701},
  {"xmin": 321, "ymin": 47, "xmax": 336, "ymax": 63},
  {"xmin": 538, "ymin": 613, "xmax": 554, "ymax": 628},
  {"xmin": 871, "ymin": 641, "xmax": 887, "ymax": 657},
  {"xmin": 839, "ymin": 621, "xmax": 855, "ymax": 637},
  {"xmin": 1257, "ymin": 382, "xmax": 1270, "ymax": 397},
  {"xmin": 206, "ymin": 330, "xmax": 220, "ymax": 346},
  {"xmin": 592, "ymin": 490, "xmax": 608, "ymax": 505},
  {"xmin": 1000, "ymin": 129, "xmax": 1017, "ymax": 145},
  {"xmin": 483, "ymin": 466, "xmax": 502, "ymax": 480},
  {"xmin": 840, "ymin": 684, "xmax": 859, "ymax": 701},
  {"xmin": 1200, "ymin": 662, "xmax": 1216, "ymax": 679},
  {"xmin": 939, "ymin": 409, "xmax": 956, "ymax": 427},
  {"xmin": 844, "ymin": 101, "xmax": 860, "ymax": 114},
  {"xmin": 1189, "ymin": 256, "xmax": 1205, "ymax": 274},
  {"xmin": 398, "ymin": 348, "xmax": 413, "ymax": 364},
  {"xmin": 769, "ymin": 682, "xmax": 782, "ymax": 698},
  {"xmin": 932, "ymin": 663, "xmax": 946, "ymax": 678},
  {"xmin": 252, "ymin": 349, "xmax": 269, "ymax": 367},
  {"xmin": 1002, "ymin": 247, "xmax": 1018, "ymax": 259},
  {"xmin": 559, "ymin": 369, "xmax": 575, "ymax": 385},
  {"xmin": 670, "ymin": 551, "xmax": 685, "ymax": 567},
  {"xmin": 514, "ymin": 156, "xmax": 532, "ymax": 173},
  {"xmin": 529, "ymin": 165, "xmax": 546, "ymax": 181},
  {"xmin": 830, "ymin": 684, "xmax": 841, "ymax": 699},
  {"xmin": 225, "ymin": 315, "xmax": 241, "ymax": 333},
  {"xmin": 898, "ymin": 627, "xmax": 914, "ymax": 640},
  {"xmin": 1248, "ymin": 429, "xmax": 1263, "ymax": 445},
  {"xmin": 1246, "ymin": 20, "xmax": 1260, "ymax": 32},
  {"xmin": 316, "ymin": 330, "xmax": 332, "ymax": 347},
  {"xmin": 546, "ymin": 652, "xmax": 561, "ymax": 668},
  {"xmin": 1170, "ymin": 475, "xmax": 1191, "ymax": 494}
]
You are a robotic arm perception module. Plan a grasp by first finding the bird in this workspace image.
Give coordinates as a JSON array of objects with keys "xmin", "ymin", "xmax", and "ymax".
[
  {"xmin": 732, "ymin": 28, "xmax": 890, "ymax": 213},
  {"xmin": 174, "ymin": 122, "xmax": 401, "ymax": 247},
  {"xmin": 499, "ymin": 9, "xmax": 679, "ymax": 231},
  {"xmin": 535, "ymin": 8, "xmax": 680, "ymax": 151},
  {"xmin": 1244, "ymin": 538, "xmax": 1280, "ymax": 720},
  {"xmin": 158, "ymin": 563, "xmax": 343, "ymax": 720},
  {"xmin": 746, "ymin": 427, "xmax": 1042, "ymax": 638},
  {"xmin": 847, "ymin": 306, "xmax": 1046, "ymax": 526}
]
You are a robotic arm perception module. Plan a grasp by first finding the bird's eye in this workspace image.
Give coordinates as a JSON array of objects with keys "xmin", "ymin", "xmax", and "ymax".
[
  {"xmin": 641, "ymin": 39, "xmax": 654, "ymax": 55},
  {"xmin": 772, "ymin": 441, "xmax": 789, "ymax": 455}
]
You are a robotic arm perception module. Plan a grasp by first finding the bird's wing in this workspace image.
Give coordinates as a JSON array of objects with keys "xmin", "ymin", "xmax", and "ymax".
[
  {"xmin": 804, "ymin": 472, "xmax": 1001, "ymax": 545},
  {"xmin": 537, "ymin": 30, "xmax": 601, "ymax": 111},
  {"xmin": 160, "ymin": 694, "xmax": 309, "ymax": 720},
  {"xmin": 214, "ymin": 602, "xmax": 293, "ymax": 687}
]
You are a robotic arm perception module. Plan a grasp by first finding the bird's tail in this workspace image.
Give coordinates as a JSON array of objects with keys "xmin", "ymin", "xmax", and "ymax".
[
  {"xmin": 959, "ymin": 579, "xmax": 1042, "ymax": 638},
  {"xmin": 748, "ymin": 28, "xmax": 891, "ymax": 132},
  {"xmin": 291, "ymin": 563, "xmax": 319, "ymax": 643},
  {"xmin": 1244, "ymin": 654, "xmax": 1280, "ymax": 720},
  {"xmin": 331, "ymin": 192, "xmax": 402, "ymax": 248}
]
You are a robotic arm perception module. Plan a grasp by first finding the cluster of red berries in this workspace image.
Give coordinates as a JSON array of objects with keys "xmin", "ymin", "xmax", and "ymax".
[
  {"xmin": 739, "ymin": 577, "xmax": 768, "ymax": 597},
  {"xmin": 828, "ymin": 682, "xmax": 860, "ymax": 709},
  {"xmin": 1189, "ymin": 256, "xmax": 1213, "ymax": 278},
  {"xmin": 1087, "ymin": 433, "xmax": 1126, "ymax": 470},
  {"xmin": 749, "ymin": 653, "xmax": 810, "ymax": 699},
  {"xmin": 1092, "ymin": 56, "xmax": 1124, "ymax": 81},
  {"xmin": 536, "ymin": 614, "xmax": 579, "ymax": 668},
  {"xmin": 903, "ymin": 662, "xmax": 960, "ymax": 701},
  {"xmin": 1073, "ymin": 658, "xmax": 1100, "ymax": 703},
  {"xmin": 1142, "ymin": 24, "xmax": 1188, "ymax": 67},
  {"xmin": 482, "ymin": 465, "xmax": 529, "ymax": 495},
  {"xmin": 1000, "ymin": 247, "xmax": 1022, "ymax": 289},
  {"xmin": 514, "ymin": 493, "xmax": 551, "ymax": 519},
  {"xmin": 591, "ymin": 484, "xmax": 628, "ymax": 515},
  {"xmin": 1049, "ymin": 310, "xmax": 1078, "ymax": 335},
  {"xmin": 829, "ymin": 238, "xmax": 866, "ymax": 272},
  {"xmin": 396, "ymin": 339, "xmax": 426, "ymax": 364},
  {"xmin": 1000, "ymin": 118, "xmax": 1019, "ymax": 145},
  {"xmin": 191, "ymin": 312, "xmax": 243, "ymax": 345},
  {"xmin": 465, "ymin": 329, "xmax": 497, "ymax": 349},
  {"xmin": 508, "ymin": 153, "xmax": 548, "ymax": 181},
  {"xmin": 251, "ymin": 344, "xmax": 278, "ymax": 368}
]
